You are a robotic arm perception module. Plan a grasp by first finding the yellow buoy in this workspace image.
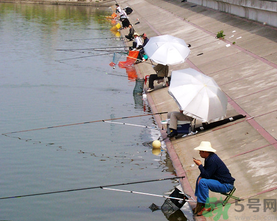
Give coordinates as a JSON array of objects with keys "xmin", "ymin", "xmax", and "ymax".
[{"xmin": 152, "ymin": 140, "xmax": 161, "ymax": 149}]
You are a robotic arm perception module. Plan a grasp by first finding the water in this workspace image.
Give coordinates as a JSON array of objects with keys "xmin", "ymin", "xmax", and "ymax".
[{"xmin": 0, "ymin": 3, "xmax": 181, "ymax": 221}]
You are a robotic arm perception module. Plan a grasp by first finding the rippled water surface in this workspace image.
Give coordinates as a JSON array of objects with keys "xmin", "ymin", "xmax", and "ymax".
[{"xmin": 0, "ymin": 3, "xmax": 179, "ymax": 221}]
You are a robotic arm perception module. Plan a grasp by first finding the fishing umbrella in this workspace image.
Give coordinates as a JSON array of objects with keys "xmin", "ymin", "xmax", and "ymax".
[
  {"xmin": 144, "ymin": 35, "xmax": 190, "ymax": 65},
  {"xmin": 168, "ymin": 68, "xmax": 228, "ymax": 123}
]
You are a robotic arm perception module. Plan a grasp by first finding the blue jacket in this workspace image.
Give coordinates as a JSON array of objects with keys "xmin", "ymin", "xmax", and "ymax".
[{"xmin": 198, "ymin": 153, "xmax": 235, "ymax": 185}]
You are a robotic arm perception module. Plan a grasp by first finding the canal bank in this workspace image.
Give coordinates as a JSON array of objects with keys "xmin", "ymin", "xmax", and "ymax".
[{"xmin": 117, "ymin": 0, "xmax": 277, "ymax": 220}]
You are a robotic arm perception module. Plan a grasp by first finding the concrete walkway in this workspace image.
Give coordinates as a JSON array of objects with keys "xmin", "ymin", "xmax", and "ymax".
[{"xmin": 116, "ymin": 0, "xmax": 277, "ymax": 220}]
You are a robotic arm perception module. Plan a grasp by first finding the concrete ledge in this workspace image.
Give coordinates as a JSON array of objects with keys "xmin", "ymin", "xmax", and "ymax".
[{"xmin": 188, "ymin": 0, "xmax": 277, "ymax": 27}]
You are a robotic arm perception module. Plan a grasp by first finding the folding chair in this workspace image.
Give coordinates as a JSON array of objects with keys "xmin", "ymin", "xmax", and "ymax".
[{"xmin": 221, "ymin": 186, "xmax": 241, "ymax": 206}]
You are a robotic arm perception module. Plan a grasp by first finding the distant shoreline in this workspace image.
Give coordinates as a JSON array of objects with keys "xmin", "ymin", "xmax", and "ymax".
[{"xmin": 0, "ymin": 0, "xmax": 115, "ymax": 6}]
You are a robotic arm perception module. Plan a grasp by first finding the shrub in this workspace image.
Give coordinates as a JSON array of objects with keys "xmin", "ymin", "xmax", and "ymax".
[{"xmin": 216, "ymin": 30, "xmax": 225, "ymax": 39}]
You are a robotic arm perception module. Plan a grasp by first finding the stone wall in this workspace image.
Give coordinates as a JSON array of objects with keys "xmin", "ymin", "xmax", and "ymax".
[{"xmin": 188, "ymin": 0, "xmax": 277, "ymax": 27}]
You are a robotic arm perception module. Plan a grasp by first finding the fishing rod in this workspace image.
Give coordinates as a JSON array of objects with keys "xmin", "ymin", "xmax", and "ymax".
[
  {"xmin": 102, "ymin": 187, "xmax": 196, "ymax": 203},
  {"xmin": 65, "ymin": 37, "xmax": 123, "ymax": 41},
  {"xmin": 84, "ymin": 28, "xmax": 111, "ymax": 30},
  {"xmin": 105, "ymin": 72, "xmax": 129, "ymax": 78},
  {"xmin": 55, "ymin": 52, "xmax": 114, "ymax": 62},
  {"xmin": 111, "ymin": 53, "xmax": 155, "ymax": 67},
  {"xmin": 2, "ymin": 111, "xmax": 168, "ymax": 135},
  {"xmin": 103, "ymin": 120, "xmax": 162, "ymax": 130},
  {"xmin": 0, "ymin": 176, "xmax": 185, "ymax": 200},
  {"xmin": 56, "ymin": 46, "xmax": 128, "ymax": 52}
]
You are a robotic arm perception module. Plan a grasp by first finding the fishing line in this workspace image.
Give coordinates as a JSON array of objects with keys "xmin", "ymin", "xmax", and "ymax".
[
  {"xmin": 0, "ymin": 176, "xmax": 185, "ymax": 200},
  {"xmin": 2, "ymin": 112, "xmax": 168, "ymax": 135}
]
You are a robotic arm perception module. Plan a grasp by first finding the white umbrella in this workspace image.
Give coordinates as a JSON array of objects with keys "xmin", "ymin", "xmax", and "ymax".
[
  {"xmin": 168, "ymin": 68, "xmax": 228, "ymax": 122},
  {"xmin": 144, "ymin": 35, "xmax": 190, "ymax": 65}
]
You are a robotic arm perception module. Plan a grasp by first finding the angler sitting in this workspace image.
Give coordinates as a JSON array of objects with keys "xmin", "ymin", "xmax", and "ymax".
[
  {"xmin": 132, "ymin": 32, "xmax": 143, "ymax": 50},
  {"xmin": 193, "ymin": 141, "xmax": 235, "ymax": 216},
  {"xmin": 137, "ymin": 33, "xmax": 149, "ymax": 61},
  {"xmin": 166, "ymin": 110, "xmax": 193, "ymax": 138},
  {"xmin": 147, "ymin": 64, "xmax": 170, "ymax": 92},
  {"xmin": 125, "ymin": 24, "xmax": 135, "ymax": 41}
]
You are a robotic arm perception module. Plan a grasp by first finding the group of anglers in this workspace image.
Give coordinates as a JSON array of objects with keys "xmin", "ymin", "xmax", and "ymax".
[{"xmin": 114, "ymin": 3, "xmax": 236, "ymax": 217}]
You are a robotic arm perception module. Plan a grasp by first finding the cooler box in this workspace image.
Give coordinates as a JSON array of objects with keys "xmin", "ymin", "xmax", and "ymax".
[
  {"xmin": 163, "ymin": 120, "xmax": 191, "ymax": 135},
  {"xmin": 176, "ymin": 122, "xmax": 191, "ymax": 134}
]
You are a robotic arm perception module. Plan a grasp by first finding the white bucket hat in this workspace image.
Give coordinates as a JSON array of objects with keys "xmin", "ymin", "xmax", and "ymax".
[{"xmin": 194, "ymin": 141, "xmax": 216, "ymax": 153}]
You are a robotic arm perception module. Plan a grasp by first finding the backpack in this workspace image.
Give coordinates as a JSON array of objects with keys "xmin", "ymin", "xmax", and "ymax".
[{"xmin": 124, "ymin": 7, "xmax": 133, "ymax": 15}]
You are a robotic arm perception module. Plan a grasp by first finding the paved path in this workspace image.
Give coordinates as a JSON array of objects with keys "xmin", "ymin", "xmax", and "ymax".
[{"xmin": 116, "ymin": 0, "xmax": 277, "ymax": 220}]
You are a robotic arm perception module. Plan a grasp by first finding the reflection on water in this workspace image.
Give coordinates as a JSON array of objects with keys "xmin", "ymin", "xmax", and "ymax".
[{"xmin": 0, "ymin": 3, "xmax": 178, "ymax": 221}]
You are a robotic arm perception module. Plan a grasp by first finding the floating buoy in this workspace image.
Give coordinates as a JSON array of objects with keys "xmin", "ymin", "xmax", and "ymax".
[{"xmin": 152, "ymin": 140, "xmax": 161, "ymax": 149}]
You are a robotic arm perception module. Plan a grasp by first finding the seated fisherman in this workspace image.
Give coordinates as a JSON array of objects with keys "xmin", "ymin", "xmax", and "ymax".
[
  {"xmin": 125, "ymin": 24, "xmax": 135, "ymax": 41},
  {"xmin": 147, "ymin": 64, "xmax": 170, "ymax": 92},
  {"xmin": 137, "ymin": 33, "xmax": 149, "ymax": 61},
  {"xmin": 132, "ymin": 32, "xmax": 143, "ymax": 50},
  {"xmin": 193, "ymin": 141, "xmax": 235, "ymax": 216},
  {"xmin": 167, "ymin": 110, "xmax": 193, "ymax": 137}
]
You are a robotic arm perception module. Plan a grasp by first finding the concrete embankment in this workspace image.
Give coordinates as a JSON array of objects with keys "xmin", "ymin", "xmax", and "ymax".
[
  {"xmin": 187, "ymin": 0, "xmax": 277, "ymax": 28},
  {"xmin": 117, "ymin": 0, "xmax": 277, "ymax": 220}
]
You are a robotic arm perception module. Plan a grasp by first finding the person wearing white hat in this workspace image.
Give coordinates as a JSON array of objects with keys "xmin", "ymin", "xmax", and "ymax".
[
  {"xmin": 132, "ymin": 32, "xmax": 143, "ymax": 50},
  {"xmin": 192, "ymin": 141, "xmax": 235, "ymax": 216}
]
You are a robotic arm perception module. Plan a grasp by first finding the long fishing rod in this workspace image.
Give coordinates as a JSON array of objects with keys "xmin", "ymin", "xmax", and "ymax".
[
  {"xmin": 84, "ymin": 28, "xmax": 111, "ymax": 30},
  {"xmin": 111, "ymin": 53, "xmax": 155, "ymax": 67},
  {"xmin": 55, "ymin": 52, "xmax": 119, "ymax": 62},
  {"xmin": 65, "ymin": 37, "xmax": 123, "ymax": 41},
  {"xmin": 102, "ymin": 187, "xmax": 196, "ymax": 203},
  {"xmin": 94, "ymin": 48, "xmax": 126, "ymax": 52},
  {"xmin": 102, "ymin": 187, "xmax": 184, "ymax": 201},
  {"xmin": 105, "ymin": 72, "xmax": 129, "ymax": 78},
  {"xmin": 2, "ymin": 112, "xmax": 168, "ymax": 135},
  {"xmin": 0, "ymin": 176, "xmax": 185, "ymax": 200},
  {"xmin": 56, "ymin": 46, "xmax": 128, "ymax": 52},
  {"xmin": 55, "ymin": 52, "xmax": 114, "ymax": 62},
  {"xmin": 103, "ymin": 121, "xmax": 162, "ymax": 130}
]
